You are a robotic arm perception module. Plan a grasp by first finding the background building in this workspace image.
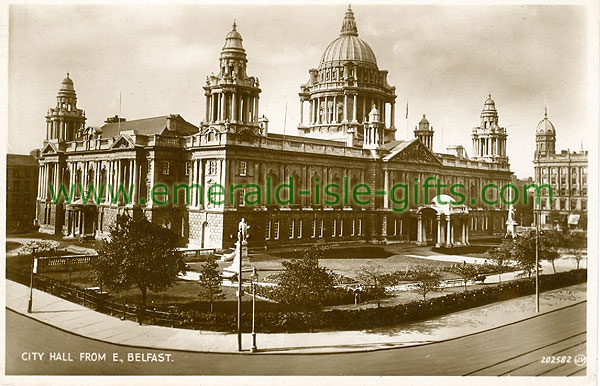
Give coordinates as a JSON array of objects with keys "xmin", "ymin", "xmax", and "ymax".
[
  {"xmin": 533, "ymin": 109, "xmax": 588, "ymax": 230},
  {"xmin": 7, "ymin": 153, "xmax": 39, "ymax": 233},
  {"xmin": 35, "ymin": 7, "xmax": 512, "ymax": 250}
]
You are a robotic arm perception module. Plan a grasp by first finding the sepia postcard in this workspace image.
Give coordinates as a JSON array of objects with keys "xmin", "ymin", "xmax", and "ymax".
[{"xmin": 1, "ymin": 1, "xmax": 598, "ymax": 385}]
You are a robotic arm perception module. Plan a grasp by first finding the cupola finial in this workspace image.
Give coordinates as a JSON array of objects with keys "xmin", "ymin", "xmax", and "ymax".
[{"xmin": 544, "ymin": 106, "xmax": 548, "ymax": 118}]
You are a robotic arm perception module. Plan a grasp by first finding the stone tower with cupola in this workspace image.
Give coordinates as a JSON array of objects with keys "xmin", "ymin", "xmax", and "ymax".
[
  {"xmin": 45, "ymin": 73, "xmax": 86, "ymax": 142},
  {"xmin": 201, "ymin": 22, "xmax": 263, "ymax": 136},
  {"xmin": 534, "ymin": 108, "xmax": 556, "ymax": 158},
  {"xmin": 414, "ymin": 114, "xmax": 434, "ymax": 151},
  {"xmin": 298, "ymin": 6, "xmax": 396, "ymax": 147},
  {"xmin": 471, "ymin": 94, "xmax": 508, "ymax": 166}
]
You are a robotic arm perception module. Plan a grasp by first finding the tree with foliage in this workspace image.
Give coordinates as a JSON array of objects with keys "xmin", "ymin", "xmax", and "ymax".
[
  {"xmin": 507, "ymin": 231, "xmax": 560, "ymax": 276},
  {"xmin": 413, "ymin": 267, "xmax": 442, "ymax": 300},
  {"xmin": 451, "ymin": 262, "xmax": 479, "ymax": 290},
  {"xmin": 198, "ymin": 259, "xmax": 224, "ymax": 313},
  {"xmin": 276, "ymin": 245, "xmax": 335, "ymax": 310},
  {"xmin": 356, "ymin": 263, "xmax": 389, "ymax": 308},
  {"xmin": 91, "ymin": 214, "xmax": 183, "ymax": 308},
  {"xmin": 487, "ymin": 241, "xmax": 514, "ymax": 282}
]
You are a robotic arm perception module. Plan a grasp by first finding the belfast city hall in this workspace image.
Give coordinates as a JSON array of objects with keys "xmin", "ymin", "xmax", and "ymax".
[{"xmin": 35, "ymin": 6, "xmax": 513, "ymax": 250}]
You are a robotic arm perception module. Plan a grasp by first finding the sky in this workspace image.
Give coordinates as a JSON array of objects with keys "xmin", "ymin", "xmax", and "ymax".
[{"xmin": 7, "ymin": 3, "xmax": 590, "ymax": 178}]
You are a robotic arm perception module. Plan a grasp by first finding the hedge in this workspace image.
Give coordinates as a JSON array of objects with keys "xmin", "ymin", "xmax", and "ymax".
[{"xmin": 176, "ymin": 269, "xmax": 586, "ymax": 332}]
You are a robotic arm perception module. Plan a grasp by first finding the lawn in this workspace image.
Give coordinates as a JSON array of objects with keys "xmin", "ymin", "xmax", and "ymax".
[{"xmin": 6, "ymin": 242, "xmax": 22, "ymax": 252}]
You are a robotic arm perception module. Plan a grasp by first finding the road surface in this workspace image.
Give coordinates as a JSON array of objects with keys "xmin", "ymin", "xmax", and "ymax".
[{"xmin": 5, "ymin": 302, "xmax": 586, "ymax": 376}]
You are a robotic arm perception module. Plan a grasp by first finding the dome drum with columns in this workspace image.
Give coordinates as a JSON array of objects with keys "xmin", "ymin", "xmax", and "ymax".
[
  {"xmin": 201, "ymin": 22, "xmax": 265, "ymax": 137},
  {"xmin": 471, "ymin": 95, "xmax": 508, "ymax": 166},
  {"xmin": 298, "ymin": 6, "xmax": 396, "ymax": 146},
  {"xmin": 45, "ymin": 73, "xmax": 87, "ymax": 142}
]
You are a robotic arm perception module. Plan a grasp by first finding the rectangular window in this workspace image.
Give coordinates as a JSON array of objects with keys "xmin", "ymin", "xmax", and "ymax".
[
  {"xmin": 319, "ymin": 219, "xmax": 324, "ymax": 238},
  {"xmin": 332, "ymin": 219, "xmax": 337, "ymax": 237},
  {"xmin": 297, "ymin": 220, "xmax": 303, "ymax": 239},
  {"xmin": 339, "ymin": 219, "xmax": 343, "ymax": 237},
  {"xmin": 358, "ymin": 219, "xmax": 363, "ymax": 236},
  {"xmin": 208, "ymin": 160, "xmax": 217, "ymax": 175},
  {"xmin": 185, "ymin": 162, "xmax": 191, "ymax": 176},
  {"xmin": 351, "ymin": 219, "xmax": 355, "ymax": 236},
  {"xmin": 161, "ymin": 161, "xmax": 170, "ymax": 175},
  {"xmin": 289, "ymin": 220, "xmax": 295, "ymax": 239},
  {"xmin": 311, "ymin": 219, "xmax": 316, "ymax": 238},
  {"xmin": 239, "ymin": 161, "xmax": 247, "ymax": 176},
  {"xmin": 582, "ymin": 200, "xmax": 587, "ymax": 210},
  {"xmin": 266, "ymin": 220, "xmax": 271, "ymax": 240},
  {"xmin": 239, "ymin": 188, "xmax": 246, "ymax": 206},
  {"xmin": 274, "ymin": 221, "xmax": 280, "ymax": 240}
]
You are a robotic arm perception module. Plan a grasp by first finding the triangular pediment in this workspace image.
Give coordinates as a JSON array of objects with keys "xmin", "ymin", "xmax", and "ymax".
[
  {"xmin": 41, "ymin": 142, "xmax": 58, "ymax": 154},
  {"xmin": 383, "ymin": 139, "xmax": 443, "ymax": 165},
  {"xmin": 110, "ymin": 135, "xmax": 134, "ymax": 149}
]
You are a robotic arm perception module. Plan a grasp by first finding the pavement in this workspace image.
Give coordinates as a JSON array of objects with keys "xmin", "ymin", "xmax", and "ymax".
[{"xmin": 6, "ymin": 279, "xmax": 587, "ymax": 354}]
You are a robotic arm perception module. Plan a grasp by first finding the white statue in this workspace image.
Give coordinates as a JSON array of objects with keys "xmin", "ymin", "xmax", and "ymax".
[{"xmin": 238, "ymin": 217, "xmax": 250, "ymax": 242}]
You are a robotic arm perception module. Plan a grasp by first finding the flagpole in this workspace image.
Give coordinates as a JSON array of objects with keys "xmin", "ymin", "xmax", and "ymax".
[
  {"xmin": 118, "ymin": 92, "xmax": 122, "ymax": 132},
  {"xmin": 405, "ymin": 100, "xmax": 409, "ymax": 139}
]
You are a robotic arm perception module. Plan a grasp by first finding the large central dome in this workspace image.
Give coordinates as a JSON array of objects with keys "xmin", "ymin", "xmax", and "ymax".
[{"xmin": 319, "ymin": 6, "xmax": 377, "ymax": 67}]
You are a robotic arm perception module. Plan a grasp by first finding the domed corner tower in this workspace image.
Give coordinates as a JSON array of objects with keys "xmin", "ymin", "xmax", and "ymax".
[
  {"xmin": 471, "ymin": 94, "xmax": 509, "ymax": 167},
  {"xmin": 45, "ymin": 73, "xmax": 87, "ymax": 142},
  {"xmin": 202, "ymin": 21, "xmax": 263, "ymax": 136},
  {"xmin": 414, "ymin": 114, "xmax": 434, "ymax": 151},
  {"xmin": 297, "ymin": 5, "xmax": 397, "ymax": 147},
  {"xmin": 534, "ymin": 107, "xmax": 556, "ymax": 158}
]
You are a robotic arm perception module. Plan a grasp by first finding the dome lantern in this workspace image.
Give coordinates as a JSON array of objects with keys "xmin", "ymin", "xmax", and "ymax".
[{"xmin": 340, "ymin": 5, "xmax": 359, "ymax": 37}]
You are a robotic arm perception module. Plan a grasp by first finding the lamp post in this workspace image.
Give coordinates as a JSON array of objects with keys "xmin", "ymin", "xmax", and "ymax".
[
  {"xmin": 535, "ymin": 216, "xmax": 540, "ymax": 313},
  {"xmin": 250, "ymin": 267, "xmax": 259, "ymax": 353},
  {"xmin": 28, "ymin": 247, "xmax": 38, "ymax": 313},
  {"xmin": 529, "ymin": 186, "xmax": 540, "ymax": 314}
]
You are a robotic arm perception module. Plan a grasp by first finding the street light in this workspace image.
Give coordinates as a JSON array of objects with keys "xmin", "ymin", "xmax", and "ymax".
[
  {"xmin": 28, "ymin": 247, "xmax": 38, "ymax": 313},
  {"xmin": 535, "ymin": 225, "xmax": 540, "ymax": 313},
  {"xmin": 250, "ymin": 267, "xmax": 259, "ymax": 353},
  {"xmin": 529, "ymin": 186, "xmax": 540, "ymax": 314}
]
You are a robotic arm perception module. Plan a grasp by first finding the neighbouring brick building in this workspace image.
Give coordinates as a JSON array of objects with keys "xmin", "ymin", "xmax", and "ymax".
[
  {"xmin": 7, "ymin": 153, "xmax": 39, "ymax": 233},
  {"xmin": 35, "ymin": 7, "xmax": 512, "ymax": 250}
]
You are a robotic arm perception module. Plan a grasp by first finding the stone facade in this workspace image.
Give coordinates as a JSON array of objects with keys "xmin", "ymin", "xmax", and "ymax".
[
  {"xmin": 533, "ymin": 109, "xmax": 588, "ymax": 229},
  {"xmin": 35, "ymin": 7, "xmax": 513, "ymax": 250}
]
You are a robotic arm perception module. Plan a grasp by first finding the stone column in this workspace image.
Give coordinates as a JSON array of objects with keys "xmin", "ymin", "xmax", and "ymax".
[
  {"xmin": 192, "ymin": 159, "xmax": 198, "ymax": 207},
  {"xmin": 436, "ymin": 214, "xmax": 442, "ymax": 248},
  {"xmin": 332, "ymin": 95, "xmax": 337, "ymax": 123},
  {"xmin": 255, "ymin": 95, "xmax": 260, "ymax": 121},
  {"xmin": 417, "ymin": 213, "xmax": 423, "ymax": 244},
  {"xmin": 450, "ymin": 219, "xmax": 455, "ymax": 245},
  {"xmin": 465, "ymin": 220, "xmax": 470, "ymax": 245},
  {"xmin": 199, "ymin": 159, "xmax": 205, "ymax": 208},
  {"xmin": 343, "ymin": 94, "xmax": 348, "ymax": 122},
  {"xmin": 352, "ymin": 94, "xmax": 357, "ymax": 122},
  {"xmin": 390, "ymin": 102, "xmax": 395, "ymax": 128},
  {"xmin": 383, "ymin": 169, "xmax": 389, "ymax": 209},
  {"xmin": 461, "ymin": 219, "xmax": 466, "ymax": 245},
  {"xmin": 446, "ymin": 217, "xmax": 452, "ymax": 247},
  {"xmin": 132, "ymin": 159, "xmax": 138, "ymax": 205},
  {"xmin": 299, "ymin": 100, "xmax": 304, "ymax": 125},
  {"xmin": 309, "ymin": 99, "xmax": 313, "ymax": 125},
  {"xmin": 232, "ymin": 93, "xmax": 237, "ymax": 122}
]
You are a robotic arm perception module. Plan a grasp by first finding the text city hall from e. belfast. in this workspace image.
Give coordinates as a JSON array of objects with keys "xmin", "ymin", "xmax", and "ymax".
[{"xmin": 35, "ymin": 6, "xmax": 515, "ymax": 250}]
